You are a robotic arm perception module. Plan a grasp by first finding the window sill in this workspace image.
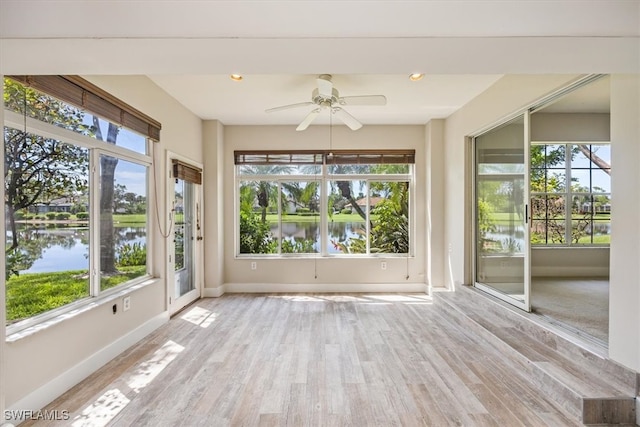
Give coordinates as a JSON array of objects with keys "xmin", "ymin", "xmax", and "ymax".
[
  {"xmin": 531, "ymin": 246, "xmax": 610, "ymax": 249},
  {"xmin": 6, "ymin": 277, "xmax": 159, "ymax": 343}
]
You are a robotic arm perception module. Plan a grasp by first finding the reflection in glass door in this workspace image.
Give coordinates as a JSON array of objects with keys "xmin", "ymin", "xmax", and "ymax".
[{"xmin": 474, "ymin": 115, "xmax": 531, "ymax": 311}]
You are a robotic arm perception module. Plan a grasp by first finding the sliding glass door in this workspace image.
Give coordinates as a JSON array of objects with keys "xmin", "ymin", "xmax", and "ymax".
[{"xmin": 474, "ymin": 114, "xmax": 531, "ymax": 311}]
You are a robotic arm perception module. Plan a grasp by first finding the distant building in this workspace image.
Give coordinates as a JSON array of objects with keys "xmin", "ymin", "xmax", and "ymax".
[{"xmin": 345, "ymin": 196, "xmax": 384, "ymax": 212}]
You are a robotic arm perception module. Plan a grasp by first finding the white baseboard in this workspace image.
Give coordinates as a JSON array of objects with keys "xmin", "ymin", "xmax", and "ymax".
[
  {"xmin": 6, "ymin": 312, "xmax": 169, "ymax": 422},
  {"xmin": 202, "ymin": 286, "xmax": 225, "ymax": 297},
  {"xmin": 532, "ymin": 266, "xmax": 609, "ymax": 277},
  {"xmin": 223, "ymin": 282, "xmax": 428, "ymax": 294}
]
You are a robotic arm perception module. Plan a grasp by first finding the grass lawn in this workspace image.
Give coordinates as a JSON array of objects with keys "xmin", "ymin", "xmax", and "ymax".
[
  {"xmin": 265, "ymin": 213, "xmax": 366, "ymax": 223},
  {"xmin": 113, "ymin": 214, "xmax": 148, "ymax": 224},
  {"xmin": 6, "ymin": 265, "xmax": 146, "ymax": 324}
]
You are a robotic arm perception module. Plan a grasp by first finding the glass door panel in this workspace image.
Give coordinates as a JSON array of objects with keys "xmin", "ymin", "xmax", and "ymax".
[
  {"xmin": 170, "ymin": 160, "xmax": 201, "ymax": 316},
  {"xmin": 475, "ymin": 115, "xmax": 531, "ymax": 311},
  {"xmin": 174, "ymin": 177, "xmax": 195, "ymax": 299}
]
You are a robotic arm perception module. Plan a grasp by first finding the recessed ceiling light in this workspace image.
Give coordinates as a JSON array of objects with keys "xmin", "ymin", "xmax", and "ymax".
[
  {"xmin": 409, "ymin": 73, "xmax": 424, "ymax": 82},
  {"xmin": 230, "ymin": 74, "xmax": 243, "ymax": 82}
]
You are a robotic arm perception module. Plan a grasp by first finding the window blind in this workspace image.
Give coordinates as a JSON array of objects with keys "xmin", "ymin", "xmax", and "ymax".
[
  {"xmin": 173, "ymin": 160, "xmax": 202, "ymax": 185},
  {"xmin": 7, "ymin": 75, "xmax": 162, "ymax": 141},
  {"xmin": 235, "ymin": 150, "xmax": 415, "ymax": 165}
]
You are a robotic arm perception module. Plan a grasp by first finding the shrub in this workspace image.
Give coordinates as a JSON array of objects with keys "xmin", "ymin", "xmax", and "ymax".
[
  {"xmin": 281, "ymin": 239, "xmax": 316, "ymax": 253},
  {"xmin": 45, "ymin": 212, "xmax": 57, "ymax": 220},
  {"xmin": 76, "ymin": 212, "xmax": 89, "ymax": 220},
  {"xmin": 341, "ymin": 208, "xmax": 352, "ymax": 215},
  {"xmin": 117, "ymin": 242, "xmax": 147, "ymax": 267},
  {"xmin": 55, "ymin": 212, "xmax": 71, "ymax": 220},
  {"xmin": 239, "ymin": 210, "xmax": 276, "ymax": 254}
]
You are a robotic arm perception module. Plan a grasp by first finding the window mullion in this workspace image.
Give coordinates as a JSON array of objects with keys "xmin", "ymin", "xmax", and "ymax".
[
  {"xmin": 277, "ymin": 181, "xmax": 282, "ymax": 254},
  {"xmin": 365, "ymin": 181, "xmax": 370, "ymax": 254},
  {"xmin": 320, "ymin": 169, "xmax": 328, "ymax": 255},
  {"xmin": 565, "ymin": 144, "xmax": 572, "ymax": 245},
  {"xmin": 90, "ymin": 149, "xmax": 101, "ymax": 296}
]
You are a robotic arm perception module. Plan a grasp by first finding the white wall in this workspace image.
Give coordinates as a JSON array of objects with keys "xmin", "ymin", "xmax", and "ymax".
[
  {"xmin": 609, "ymin": 74, "xmax": 640, "ymax": 371},
  {"xmin": 425, "ymin": 120, "xmax": 445, "ymax": 289},
  {"xmin": 4, "ymin": 76, "xmax": 203, "ymax": 411},
  {"xmin": 531, "ymin": 113, "xmax": 610, "ymax": 142},
  {"xmin": 203, "ymin": 120, "xmax": 225, "ymax": 297},
  {"xmin": 220, "ymin": 125, "xmax": 427, "ymax": 292},
  {"xmin": 531, "ymin": 247, "xmax": 609, "ymax": 277}
]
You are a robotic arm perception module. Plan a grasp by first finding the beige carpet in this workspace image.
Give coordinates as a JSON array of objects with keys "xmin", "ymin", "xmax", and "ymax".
[{"xmin": 531, "ymin": 277, "xmax": 609, "ymax": 343}]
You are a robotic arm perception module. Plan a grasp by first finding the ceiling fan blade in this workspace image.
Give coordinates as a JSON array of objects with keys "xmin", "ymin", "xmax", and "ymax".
[
  {"xmin": 265, "ymin": 101, "xmax": 314, "ymax": 113},
  {"xmin": 316, "ymin": 74, "xmax": 333, "ymax": 97},
  {"xmin": 296, "ymin": 108, "xmax": 321, "ymax": 131},
  {"xmin": 339, "ymin": 95, "xmax": 387, "ymax": 106},
  {"xmin": 333, "ymin": 107, "xmax": 362, "ymax": 131}
]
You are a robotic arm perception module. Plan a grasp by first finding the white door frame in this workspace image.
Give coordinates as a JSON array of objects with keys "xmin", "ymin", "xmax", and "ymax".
[
  {"xmin": 472, "ymin": 112, "xmax": 532, "ymax": 312},
  {"xmin": 166, "ymin": 151, "xmax": 203, "ymax": 315}
]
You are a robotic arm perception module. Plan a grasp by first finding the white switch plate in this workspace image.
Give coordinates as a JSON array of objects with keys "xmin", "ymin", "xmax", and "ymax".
[{"xmin": 123, "ymin": 296, "xmax": 131, "ymax": 311}]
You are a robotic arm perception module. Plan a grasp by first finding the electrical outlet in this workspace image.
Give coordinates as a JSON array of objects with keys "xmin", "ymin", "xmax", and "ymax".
[
  {"xmin": 381, "ymin": 261, "xmax": 387, "ymax": 270},
  {"xmin": 123, "ymin": 296, "xmax": 131, "ymax": 311},
  {"xmin": 251, "ymin": 261, "xmax": 257, "ymax": 270}
]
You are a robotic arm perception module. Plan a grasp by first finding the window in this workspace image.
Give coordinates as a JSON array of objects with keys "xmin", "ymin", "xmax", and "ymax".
[
  {"xmin": 530, "ymin": 143, "xmax": 611, "ymax": 245},
  {"xmin": 236, "ymin": 150, "xmax": 413, "ymax": 256},
  {"xmin": 4, "ymin": 77, "xmax": 156, "ymax": 330}
]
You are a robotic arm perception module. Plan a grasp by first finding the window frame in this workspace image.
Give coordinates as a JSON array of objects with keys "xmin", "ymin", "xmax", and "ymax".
[
  {"xmin": 235, "ymin": 150, "xmax": 414, "ymax": 258},
  {"xmin": 530, "ymin": 142, "xmax": 611, "ymax": 247},
  {"xmin": 4, "ymin": 91, "xmax": 155, "ymax": 335}
]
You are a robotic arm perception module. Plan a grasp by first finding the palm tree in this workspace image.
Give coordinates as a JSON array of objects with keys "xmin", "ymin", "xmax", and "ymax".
[{"xmin": 240, "ymin": 165, "xmax": 292, "ymax": 221}]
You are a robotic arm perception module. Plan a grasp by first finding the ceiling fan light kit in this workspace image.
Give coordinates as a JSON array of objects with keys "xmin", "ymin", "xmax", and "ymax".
[{"xmin": 266, "ymin": 74, "xmax": 387, "ymax": 131}]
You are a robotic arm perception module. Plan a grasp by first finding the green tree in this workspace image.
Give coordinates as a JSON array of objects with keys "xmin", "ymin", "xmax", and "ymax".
[
  {"xmin": 369, "ymin": 181, "xmax": 409, "ymax": 253},
  {"xmin": 238, "ymin": 184, "xmax": 276, "ymax": 254},
  {"xmin": 95, "ymin": 120, "xmax": 120, "ymax": 274},
  {"xmin": 3, "ymin": 78, "xmax": 90, "ymax": 254},
  {"xmin": 240, "ymin": 165, "xmax": 291, "ymax": 221},
  {"xmin": 4, "ymin": 77, "xmax": 124, "ymax": 276}
]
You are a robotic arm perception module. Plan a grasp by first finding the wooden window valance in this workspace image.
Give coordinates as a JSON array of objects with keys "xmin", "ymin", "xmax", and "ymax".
[
  {"xmin": 173, "ymin": 160, "xmax": 202, "ymax": 185},
  {"xmin": 326, "ymin": 150, "xmax": 415, "ymax": 165},
  {"xmin": 235, "ymin": 149, "xmax": 415, "ymax": 165},
  {"xmin": 7, "ymin": 75, "xmax": 162, "ymax": 141}
]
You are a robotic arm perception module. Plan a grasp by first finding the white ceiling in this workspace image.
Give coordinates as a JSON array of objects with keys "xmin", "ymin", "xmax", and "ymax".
[
  {"xmin": 148, "ymin": 73, "xmax": 503, "ymax": 126},
  {"xmin": 0, "ymin": 1, "xmax": 637, "ymax": 126}
]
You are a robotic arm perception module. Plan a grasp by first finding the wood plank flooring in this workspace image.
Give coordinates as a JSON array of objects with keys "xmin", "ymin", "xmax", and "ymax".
[{"xmin": 23, "ymin": 294, "xmax": 582, "ymax": 426}]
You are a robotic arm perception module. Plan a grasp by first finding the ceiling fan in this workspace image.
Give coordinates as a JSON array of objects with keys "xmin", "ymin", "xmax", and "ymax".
[{"xmin": 265, "ymin": 74, "xmax": 387, "ymax": 131}]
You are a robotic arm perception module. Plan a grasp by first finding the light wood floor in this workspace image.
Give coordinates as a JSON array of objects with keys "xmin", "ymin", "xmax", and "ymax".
[{"xmin": 25, "ymin": 294, "xmax": 581, "ymax": 426}]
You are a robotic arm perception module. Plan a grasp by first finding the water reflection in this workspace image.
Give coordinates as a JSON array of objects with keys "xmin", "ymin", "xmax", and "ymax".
[
  {"xmin": 270, "ymin": 221, "xmax": 365, "ymax": 253},
  {"xmin": 7, "ymin": 225, "xmax": 146, "ymax": 273}
]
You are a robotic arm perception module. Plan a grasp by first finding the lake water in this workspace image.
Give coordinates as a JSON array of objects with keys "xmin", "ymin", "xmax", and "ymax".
[
  {"xmin": 10, "ymin": 225, "xmax": 146, "ymax": 274},
  {"xmin": 274, "ymin": 221, "xmax": 365, "ymax": 254},
  {"xmin": 10, "ymin": 222, "xmax": 361, "ymax": 273}
]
